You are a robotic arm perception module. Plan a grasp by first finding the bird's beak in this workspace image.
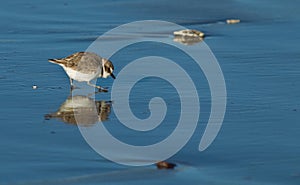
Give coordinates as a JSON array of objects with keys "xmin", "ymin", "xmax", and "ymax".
[{"xmin": 111, "ymin": 73, "xmax": 116, "ymax": 79}]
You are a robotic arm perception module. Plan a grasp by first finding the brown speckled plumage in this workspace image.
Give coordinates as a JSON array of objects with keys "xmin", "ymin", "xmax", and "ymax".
[{"xmin": 49, "ymin": 52, "xmax": 102, "ymax": 74}]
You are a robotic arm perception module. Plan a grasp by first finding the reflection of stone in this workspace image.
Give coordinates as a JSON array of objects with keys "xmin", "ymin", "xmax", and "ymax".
[
  {"xmin": 173, "ymin": 29, "xmax": 205, "ymax": 38},
  {"xmin": 45, "ymin": 96, "xmax": 111, "ymax": 126},
  {"xmin": 173, "ymin": 35, "xmax": 203, "ymax": 45}
]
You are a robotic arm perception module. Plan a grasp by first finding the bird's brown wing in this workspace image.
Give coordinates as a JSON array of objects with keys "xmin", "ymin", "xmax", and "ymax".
[
  {"xmin": 62, "ymin": 52, "xmax": 86, "ymax": 68},
  {"xmin": 49, "ymin": 52, "xmax": 102, "ymax": 73},
  {"xmin": 48, "ymin": 52, "xmax": 85, "ymax": 68}
]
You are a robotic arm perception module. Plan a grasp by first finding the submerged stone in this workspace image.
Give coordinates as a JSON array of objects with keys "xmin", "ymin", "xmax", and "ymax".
[{"xmin": 156, "ymin": 161, "xmax": 177, "ymax": 169}]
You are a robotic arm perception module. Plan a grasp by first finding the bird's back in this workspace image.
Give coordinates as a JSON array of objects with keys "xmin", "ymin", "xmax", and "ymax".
[{"xmin": 49, "ymin": 52, "xmax": 102, "ymax": 74}]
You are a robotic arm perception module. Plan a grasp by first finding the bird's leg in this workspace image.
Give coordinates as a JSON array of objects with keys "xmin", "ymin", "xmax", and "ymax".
[
  {"xmin": 87, "ymin": 81, "xmax": 108, "ymax": 92},
  {"xmin": 70, "ymin": 78, "xmax": 75, "ymax": 90},
  {"xmin": 87, "ymin": 81, "xmax": 100, "ymax": 89}
]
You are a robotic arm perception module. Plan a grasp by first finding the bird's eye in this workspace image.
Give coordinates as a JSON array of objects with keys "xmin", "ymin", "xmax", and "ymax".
[{"xmin": 106, "ymin": 67, "xmax": 112, "ymax": 73}]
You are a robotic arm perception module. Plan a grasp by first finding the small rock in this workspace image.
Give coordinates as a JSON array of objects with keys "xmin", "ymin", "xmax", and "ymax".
[
  {"xmin": 226, "ymin": 19, "xmax": 240, "ymax": 24},
  {"xmin": 32, "ymin": 85, "xmax": 38, "ymax": 89},
  {"xmin": 156, "ymin": 161, "xmax": 176, "ymax": 169},
  {"xmin": 173, "ymin": 29, "xmax": 205, "ymax": 38}
]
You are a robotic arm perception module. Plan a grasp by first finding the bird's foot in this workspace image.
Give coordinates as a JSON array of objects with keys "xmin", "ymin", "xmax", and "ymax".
[
  {"xmin": 70, "ymin": 85, "xmax": 79, "ymax": 91},
  {"xmin": 87, "ymin": 82, "xmax": 109, "ymax": 92},
  {"xmin": 96, "ymin": 86, "xmax": 108, "ymax": 93}
]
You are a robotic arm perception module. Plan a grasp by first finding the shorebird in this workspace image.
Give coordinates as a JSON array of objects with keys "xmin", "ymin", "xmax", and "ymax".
[{"xmin": 49, "ymin": 52, "xmax": 115, "ymax": 91}]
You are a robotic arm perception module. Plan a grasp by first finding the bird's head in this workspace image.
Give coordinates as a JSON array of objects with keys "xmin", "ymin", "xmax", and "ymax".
[{"xmin": 101, "ymin": 58, "xmax": 115, "ymax": 79}]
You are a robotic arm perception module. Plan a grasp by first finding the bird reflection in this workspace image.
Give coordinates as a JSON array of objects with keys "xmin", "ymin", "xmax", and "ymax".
[
  {"xmin": 173, "ymin": 35, "xmax": 203, "ymax": 45},
  {"xmin": 45, "ymin": 95, "xmax": 111, "ymax": 126}
]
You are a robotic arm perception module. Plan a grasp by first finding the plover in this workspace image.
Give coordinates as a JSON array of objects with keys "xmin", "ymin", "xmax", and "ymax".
[{"xmin": 49, "ymin": 52, "xmax": 115, "ymax": 91}]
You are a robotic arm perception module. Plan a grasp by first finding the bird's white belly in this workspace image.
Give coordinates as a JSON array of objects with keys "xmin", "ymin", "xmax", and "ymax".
[{"xmin": 63, "ymin": 67, "xmax": 99, "ymax": 82}]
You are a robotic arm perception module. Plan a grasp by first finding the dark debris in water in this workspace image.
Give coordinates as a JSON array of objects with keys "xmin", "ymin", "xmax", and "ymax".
[{"xmin": 156, "ymin": 161, "xmax": 177, "ymax": 169}]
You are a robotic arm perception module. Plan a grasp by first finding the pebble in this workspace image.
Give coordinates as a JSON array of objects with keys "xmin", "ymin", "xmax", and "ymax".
[
  {"xmin": 173, "ymin": 29, "xmax": 205, "ymax": 38},
  {"xmin": 226, "ymin": 19, "xmax": 241, "ymax": 24}
]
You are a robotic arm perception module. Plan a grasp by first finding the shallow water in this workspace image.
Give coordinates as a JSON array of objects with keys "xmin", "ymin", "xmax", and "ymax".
[{"xmin": 1, "ymin": 0, "xmax": 300, "ymax": 184}]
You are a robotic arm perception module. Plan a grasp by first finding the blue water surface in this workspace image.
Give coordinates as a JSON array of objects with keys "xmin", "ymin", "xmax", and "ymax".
[{"xmin": 0, "ymin": 0, "xmax": 299, "ymax": 184}]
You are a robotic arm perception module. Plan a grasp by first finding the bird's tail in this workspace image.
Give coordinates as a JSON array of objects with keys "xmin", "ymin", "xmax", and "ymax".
[{"xmin": 48, "ymin": 58, "xmax": 64, "ymax": 64}]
